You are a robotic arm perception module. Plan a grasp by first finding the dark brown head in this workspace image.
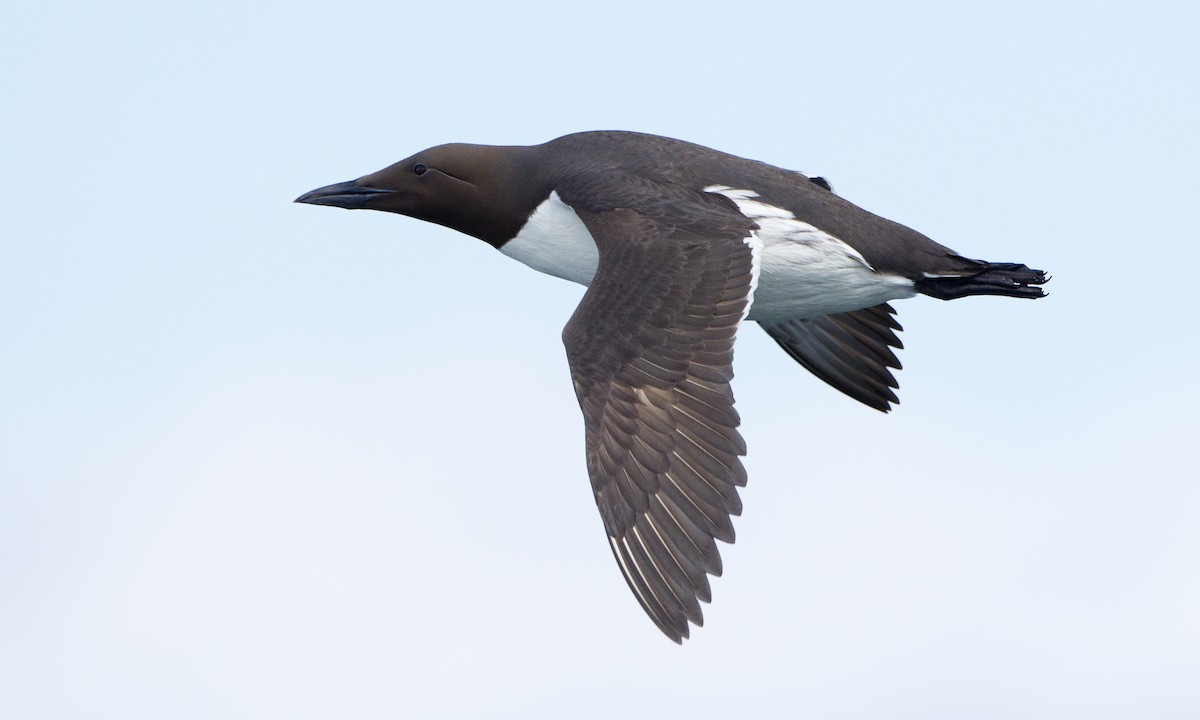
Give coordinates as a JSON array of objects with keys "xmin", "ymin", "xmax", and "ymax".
[{"xmin": 295, "ymin": 143, "xmax": 551, "ymax": 248}]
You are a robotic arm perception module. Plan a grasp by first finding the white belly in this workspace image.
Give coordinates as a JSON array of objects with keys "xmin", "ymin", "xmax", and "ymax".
[{"xmin": 501, "ymin": 191, "xmax": 916, "ymax": 323}]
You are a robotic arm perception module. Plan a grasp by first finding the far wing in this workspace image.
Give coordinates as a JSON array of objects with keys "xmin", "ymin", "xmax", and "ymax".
[{"xmin": 759, "ymin": 304, "xmax": 904, "ymax": 412}]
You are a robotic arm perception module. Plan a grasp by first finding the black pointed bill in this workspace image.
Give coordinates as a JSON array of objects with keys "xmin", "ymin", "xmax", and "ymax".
[{"xmin": 294, "ymin": 180, "xmax": 393, "ymax": 209}]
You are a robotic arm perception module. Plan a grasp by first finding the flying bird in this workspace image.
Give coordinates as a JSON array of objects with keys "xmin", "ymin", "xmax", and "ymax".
[{"xmin": 296, "ymin": 131, "xmax": 1047, "ymax": 642}]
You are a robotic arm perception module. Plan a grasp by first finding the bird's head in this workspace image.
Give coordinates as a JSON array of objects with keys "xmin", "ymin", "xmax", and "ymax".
[{"xmin": 295, "ymin": 143, "xmax": 548, "ymax": 247}]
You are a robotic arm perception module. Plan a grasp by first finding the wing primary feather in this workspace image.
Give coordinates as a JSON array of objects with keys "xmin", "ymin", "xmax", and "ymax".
[
  {"xmin": 608, "ymin": 535, "xmax": 681, "ymax": 641},
  {"xmin": 643, "ymin": 509, "xmax": 712, "ymax": 601},
  {"xmin": 631, "ymin": 523, "xmax": 703, "ymax": 624},
  {"xmin": 651, "ymin": 494, "xmax": 722, "ymax": 580}
]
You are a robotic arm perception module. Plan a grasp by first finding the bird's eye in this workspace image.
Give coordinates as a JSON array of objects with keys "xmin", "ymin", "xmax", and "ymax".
[{"xmin": 413, "ymin": 163, "xmax": 428, "ymax": 176}]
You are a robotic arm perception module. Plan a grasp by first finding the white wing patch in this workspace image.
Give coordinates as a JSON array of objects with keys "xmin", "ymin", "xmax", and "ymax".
[{"xmin": 704, "ymin": 185, "xmax": 915, "ymax": 322}]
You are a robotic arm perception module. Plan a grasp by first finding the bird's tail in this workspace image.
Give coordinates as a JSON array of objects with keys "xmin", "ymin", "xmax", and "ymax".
[{"xmin": 914, "ymin": 261, "xmax": 1048, "ymax": 300}]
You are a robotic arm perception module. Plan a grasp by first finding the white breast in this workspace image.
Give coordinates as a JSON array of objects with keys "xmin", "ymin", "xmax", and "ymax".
[
  {"xmin": 500, "ymin": 187, "xmax": 916, "ymax": 324},
  {"xmin": 500, "ymin": 191, "xmax": 598, "ymax": 285}
]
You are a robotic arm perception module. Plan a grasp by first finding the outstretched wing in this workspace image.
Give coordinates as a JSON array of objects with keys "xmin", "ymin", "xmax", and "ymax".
[
  {"xmin": 562, "ymin": 204, "xmax": 758, "ymax": 642},
  {"xmin": 759, "ymin": 303, "xmax": 904, "ymax": 412}
]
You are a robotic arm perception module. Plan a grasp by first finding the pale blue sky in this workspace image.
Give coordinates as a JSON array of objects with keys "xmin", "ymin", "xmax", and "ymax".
[{"xmin": 3, "ymin": 1, "xmax": 1198, "ymax": 718}]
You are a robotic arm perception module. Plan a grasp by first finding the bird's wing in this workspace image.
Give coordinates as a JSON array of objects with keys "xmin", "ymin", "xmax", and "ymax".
[
  {"xmin": 759, "ymin": 303, "xmax": 904, "ymax": 412},
  {"xmin": 561, "ymin": 202, "xmax": 758, "ymax": 642}
]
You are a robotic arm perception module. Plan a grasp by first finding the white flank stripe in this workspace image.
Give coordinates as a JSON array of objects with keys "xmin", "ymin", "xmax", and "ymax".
[
  {"xmin": 705, "ymin": 185, "xmax": 874, "ymax": 270},
  {"xmin": 704, "ymin": 184, "xmax": 916, "ymax": 321}
]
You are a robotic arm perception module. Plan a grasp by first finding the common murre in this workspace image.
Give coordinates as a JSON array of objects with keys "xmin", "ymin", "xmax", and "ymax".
[{"xmin": 296, "ymin": 130, "xmax": 1048, "ymax": 642}]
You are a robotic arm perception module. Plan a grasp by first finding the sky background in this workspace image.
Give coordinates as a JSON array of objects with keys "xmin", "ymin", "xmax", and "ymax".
[{"xmin": 3, "ymin": 1, "xmax": 1198, "ymax": 717}]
